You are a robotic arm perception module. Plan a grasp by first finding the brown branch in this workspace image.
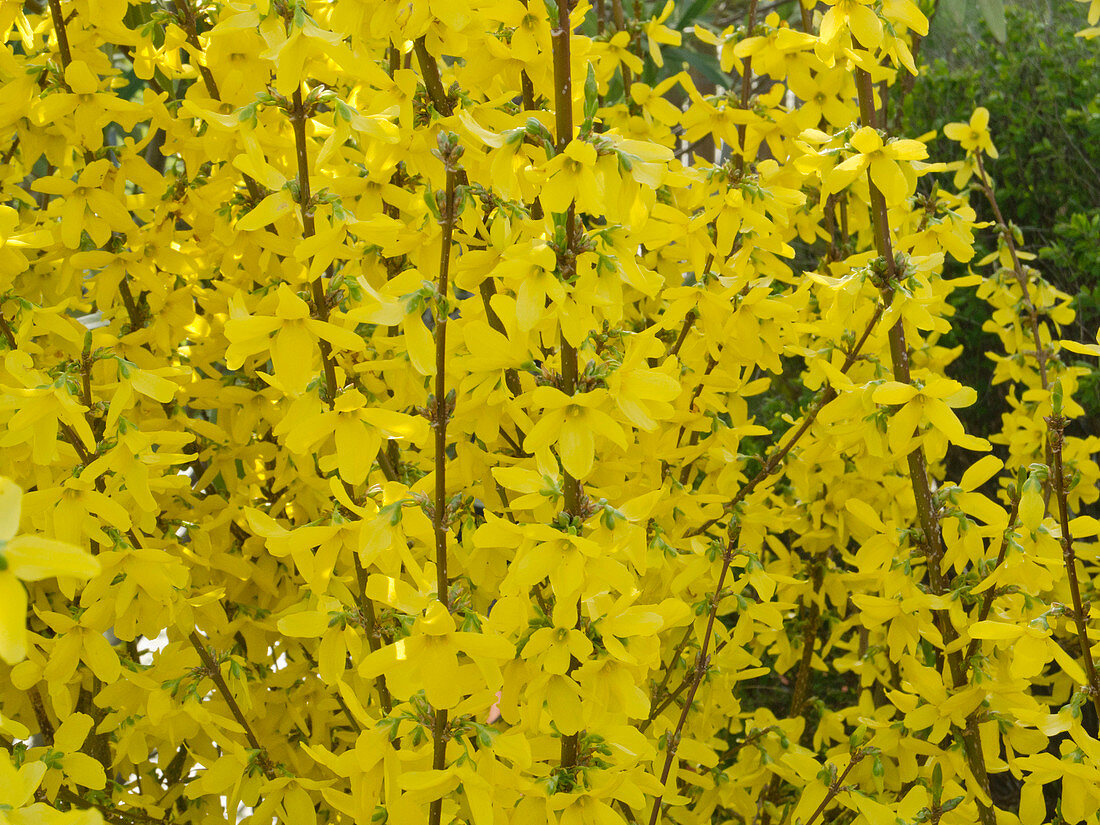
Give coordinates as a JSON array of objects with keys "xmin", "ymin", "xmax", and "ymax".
[
  {"xmin": 788, "ymin": 561, "xmax": 826, "ymax": 725},
  {"xmin": 0, "ymin": 311, "xmax": 17, "ymax": 351},
  {"xmin": 187, "ymin": 630, "xmax": 275, "ymax": 779},
  {"xmin": 666, "ymin": 310, "xmax": 696, "ymax": 360},
  {"xmin": 1, "ymin": 135, "xmax": 19, "ymax": 167},
  {"xmin": 649, "ymin": 626, "xmax": 694, "ymax": 713},
  {"xmin": 30, "ymin": 685, "xmax": 55, "ymax": 744},
  {"xmin": 647, "ymin": 538, "xmax": 737, "ymax": 825},
  {"xmin": 758, "ymin": 559, "xmax": 826, "ymax": 823},
  {"xmin": 47, "ymin": 0, "xmax": 73, "ymax": 66},
  {"xmin": 289, "ymin": 87, "xmax": 340, "ymax": 404},
  {"xmin": 552, "ymin": 0, "xmax": 585, "ymax": 775},
  {"xmin": 799, "ymin": 0, "xmax": 813, "ymax": 32},
  {"xmin": 53, "ymin": 786, "xmax": 170, "ymax": 825},
  {"xmin": 964, "ymin": 495, "xmax": 1020, "ymax": 666},
  {"xmin": 802, "ymin": 751, "xmax": 867, "ymax": 825},
  {"xmin": 414, "ymin": 38, "xmax": 453, "ymax": 118},
  {"xmin": 352, "ymin": 555, "xmax": 394, "ymax": 714},
  {"xmin": 432, "ymin": 159, "xmax": 459, "ymax": 612},
  {"xmin": 854, "ymin": 67, "xmax": 994, "ymax": 825},
  {"xmin": 170, "ymin": 0, "xmax": 220, "ymax": 100},
  {"xmin": 426, "ymin": 141, "xmax": 461, "ymax": 825},
  {"xmin": 1047, "ymin": 412, "xmax": 1100, "ymax": 719},
  {"xmin": 610, "ymin": 0, "xmax": 633, "ymax": 97},
  {"xmin": 735, "ymin": 0, "xmax": 760, "ymax": 174},
  {"xmin": 973, "ymin": 152, "xmax": 1050, "ymax": 393}
]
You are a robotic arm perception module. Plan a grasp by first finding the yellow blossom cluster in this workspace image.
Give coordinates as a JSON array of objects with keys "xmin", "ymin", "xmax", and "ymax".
[{"xmin": 0, "ymin": 1, "xmax": 1098, "ymax": 824}]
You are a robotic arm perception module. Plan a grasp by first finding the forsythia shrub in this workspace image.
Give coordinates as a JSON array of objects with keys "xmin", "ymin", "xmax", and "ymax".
[{"xmin": 1, "ymin": 0, "xmax": 1099, "ymax": 824}]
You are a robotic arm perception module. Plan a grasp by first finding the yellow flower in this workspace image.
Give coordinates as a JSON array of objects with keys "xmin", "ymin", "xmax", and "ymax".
[
  {"xmin": 946, "ymin": 154, "xmax": 980, "ymax": 188},
  {"xmin": 273, "ymin": 388, "xmax": 428, "ymax": 485},
  {"xmin": 819, "ymin": 0, "xmax": 883, "ymax": 50},
  {"xmin": 943, "ymin": 107, "xmax": 999, "ymax": 158},
  {"xmin": 508, "ymin": 1, "xmax": 552, "ymax": 63},
  {"xmin": 540, "ymin": 139, "xmax": 604, "ymax": 215},
  {"xmin": 523, "ymin": 387, "xmax": 628, "ymax": 479},
  {"xmin": 30, "ymin": 60, "xmax": 140, "ymax": 145},
  {"xmin": 872, "ymin": 376, "xmax": 990, "ymax": 454},
  {"xmin": 37, "ymin": 601, "xmax": 122, "ymax": 686},
  {"xmin": 787, "ymin": 65, "xmax": 855, "ymax": 129},
  {"xmin": 1062, "ymin": 329, "xmax": 1100, "ymax": 358},
  {"xmin": 30, "ymin": 712, "xmax": 108, "ymax": 794},
  {"xmin": 494, "ymin": 239, "xmax": 565, "ymax": 331},
  {"xmin": 606, "ymin": 330, "xmax": 680, "ymax": 431},
  {"xmin": 732, "ymin": 14, "xmax": 817, "ymax": 81},
  {"xmin": 31, "ymin": 160, "xmax": 137, "ymax": 250},
  {"xmin": 0, "ymin": 479, "xmax": 100, "ymax": 664},
  {"xmin": 882, "ymin": 0, "xmax": 929, "ymax": 34},
  {"xmin": 131, "ymin": 21, "xmax": 187, "ymax": 84},
  {"xmin": 0, "ymin": 750, "xmax": 103, "ymax": 824},
  {"xmin": 823, "ymin": 126, "xmax": 928, "ymax": 204},
  {"xmin": 692, "ymin": 24, "xmax": 739, "ymax": 73},
  {"xmin": 224, "ymin": 284, "xmax": 365, "ymax": 394},
  {"xmin": 358, "ymin": 602, "xmax": 513, "ymax": 710},
  {"xmin": 0, "ymin": 756, "xmax": 47, "ymax": 814},
  {"xmin": 599, "ymin": 31, "xmax": 644, "ymax": 75},
  {"xmin": 644, "ymin": 0, "xmax": 682, "ymax": 68},
  {"xmin": 522, "ymin": 621, "xmax": 593, "ymax": 675},
  {"xmin": 627, "ymin": 77, "xmax": 686, "ymax": 128}
]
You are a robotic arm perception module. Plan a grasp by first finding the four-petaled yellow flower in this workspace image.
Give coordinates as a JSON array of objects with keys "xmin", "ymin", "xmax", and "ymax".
[
  {"xmin": 824, "ymin": 126, "xmax": 928, "ymax": 205},
  {"xmin": 523, "ymin": 621, "xmax": 593, "ymax": 675},
  {"xmin": 540, "ymin": 139, "xmax": 604, "ymax": 215},
  {"xmin": 523, "ymin": 387, "xmax": 628, "ymax": 479},
  {"xmin": 224, "ymin": 284, "xmax": 365, "ymax": 394},
  {"xmin": 274, "ymin": 389, "xmax": 429, "ymax": 485},
  {"xmin": 820, "ymin": 0, "xmax": 883, "ymax": 50},
  {"xmin": 644, "ymin": 0, "xmax": 682, "ymax": 68},
  {"xmin": 872, "ymin": 376, "xmax": 989, "ymax": 454},
  {"xmin": 358, "ymin": 601, "xmax": 513, "ymax": 710},
  {"xmin": 31, "ymin": 159, "xmax": 137, "ymax": 250},
  {"xmin": 599, "ymin": 30, "xmax": 645, "ymax": 76},
  {"xmin": 0, "ymin": 479, "xmax": 100, "ymax": 664},
  {"xmin": 944, "ymin": 107, "xmax": 999, "ymax": 158},
  {"xmin": 31, "ymin": 60, "xmax": 140, "ymax": 145}
]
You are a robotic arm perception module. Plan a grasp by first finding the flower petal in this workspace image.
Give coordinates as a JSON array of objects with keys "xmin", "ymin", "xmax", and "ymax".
[
  {"xmin": 5, "ymin": 536, "xmax": 100, "ymax": 582},
  {"xmin": 0, "ymin": 573, "xmax": 28, "ymax": 664},
  {"xmin": 0, "ymin": 478, "xmax": 21, "ymax": 541}
]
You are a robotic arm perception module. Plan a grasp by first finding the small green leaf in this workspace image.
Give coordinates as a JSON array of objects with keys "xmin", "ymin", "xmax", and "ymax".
[{"xmin": 940, "ymin": 796, "xmax": 965, "ymax": 813}]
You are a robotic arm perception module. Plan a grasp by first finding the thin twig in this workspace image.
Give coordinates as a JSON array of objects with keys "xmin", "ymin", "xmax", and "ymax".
[
  {"xmin": 187, "ymin": 630, "xmax": 275, "ymax": 779},
  {"xmin": 802, "ymin": 751, "xmax": 867, "ymax": 825},
  {"xmin": 734, "ymin": 0, "xmax": 760, "ymax": 174},
  {"xmin": 646, "ymin": 539, "xmax": 737, "ymax": 825},
  {"xmin": 1047, "ymin": 411, "xmax": 1100, "ymax": 719},
  {"xmin": 963, "ymin": 495, "xmax": 1021, "ymax": 666}
]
